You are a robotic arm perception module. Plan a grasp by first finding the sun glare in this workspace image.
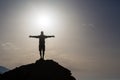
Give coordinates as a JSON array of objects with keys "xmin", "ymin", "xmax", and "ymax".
[
  {"xmin": 28, "ymin": 10, "xmax": 55, "ymax": 32},
  {"xmin": 26, "ymin": 6, "xmax": 59, "ymax": 33},
  {"xmin": 40, "ymin": 15, "xmax": 53, "ymax": 27},
  {"xmin": 32, "ymin": 14, "xmax": 53, "ymax": 27}
]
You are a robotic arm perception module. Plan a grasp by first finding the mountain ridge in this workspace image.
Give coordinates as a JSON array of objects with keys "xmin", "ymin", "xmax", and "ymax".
[{"xmin": 1, "ymin": 59, "xmax": 76, "ymax": 80}]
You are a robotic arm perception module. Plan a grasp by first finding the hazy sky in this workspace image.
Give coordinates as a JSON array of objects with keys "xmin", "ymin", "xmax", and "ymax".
[{"xmin": 0, "ymin": 0, "xmax": 120, "ymax": 80}]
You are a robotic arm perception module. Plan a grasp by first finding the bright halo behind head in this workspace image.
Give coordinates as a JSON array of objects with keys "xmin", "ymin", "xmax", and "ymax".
[
  {"xmin": 28, "ymin": 10, "xmax": 55, "ymax": 32},
  {"xmin": 40, "ymin": 14, "xmax": 53, "ymax": 27},
  {"xmin": 31, "ymin": 13, "xmax": 54, "ymax": 27}
]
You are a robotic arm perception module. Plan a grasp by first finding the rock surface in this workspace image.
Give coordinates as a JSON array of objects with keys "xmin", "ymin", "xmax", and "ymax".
[{"xmin": 1, "ymin": 59, "xmax": 76, "ymax": 80}]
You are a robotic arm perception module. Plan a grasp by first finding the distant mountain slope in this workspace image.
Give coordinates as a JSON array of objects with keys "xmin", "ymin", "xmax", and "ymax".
[
  {"xmin": 0, "ymin": 66, "xmax": 9, "ymax": 74},
  {"xmin": 1, "ymin": 59, "xmax": 76, "ymax": 80}
]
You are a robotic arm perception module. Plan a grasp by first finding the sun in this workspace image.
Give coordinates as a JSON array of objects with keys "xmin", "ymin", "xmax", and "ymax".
[
  {"xmin": 28, "ymin": 10, "xmax": 55, "ymax": 31},
  {"xmin": 40, "ymin": 15, "xmax": 53, "ymax": 27},
  {"xmin": 32, "ymin": 14, "xmax": 53, "ymax": 27},
  {"xmin": 27, "ymin": 8, "xmax": 58, "ymax": 33}
]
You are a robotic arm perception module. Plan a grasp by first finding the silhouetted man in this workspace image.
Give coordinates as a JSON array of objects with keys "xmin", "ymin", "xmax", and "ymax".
[{"xmin": 29, "ymin": 31, "xmax": 55, "ymax": 59}]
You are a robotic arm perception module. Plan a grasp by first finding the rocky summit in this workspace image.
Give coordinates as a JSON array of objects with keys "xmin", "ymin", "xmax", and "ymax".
[{"xmin": 1, "ymin": 59, "xmax": 76, "ymax": 80}]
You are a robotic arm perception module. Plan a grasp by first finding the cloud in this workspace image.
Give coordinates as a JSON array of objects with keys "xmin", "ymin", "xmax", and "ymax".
[{"xmin": 1, "ymin": 42, "xmax": 19, "ymax": 51}]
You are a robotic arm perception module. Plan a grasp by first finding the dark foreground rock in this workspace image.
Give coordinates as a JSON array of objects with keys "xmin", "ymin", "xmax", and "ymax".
[
  {"xmin": 1, "ymin": 59, "xmax": 76, "ymax": 80},
  {"xmin": 0, "ymin": 73, "xmax": 2, "ymax": 78}
]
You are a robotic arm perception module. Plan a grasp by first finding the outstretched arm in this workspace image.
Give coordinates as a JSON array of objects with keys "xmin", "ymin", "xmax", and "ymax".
[
  {"xmin": 46, "ymin": 35, "xmax": 55, "ymax": 38},
  {"xmin": 29, "ymin": 35, "xmax": 39, "ymax": 38}
]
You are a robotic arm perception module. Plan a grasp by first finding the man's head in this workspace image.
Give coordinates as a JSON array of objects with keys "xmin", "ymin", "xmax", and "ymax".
[{"xmin": 41, "ymin": 31, "xmax": 44, "ymax": 35}]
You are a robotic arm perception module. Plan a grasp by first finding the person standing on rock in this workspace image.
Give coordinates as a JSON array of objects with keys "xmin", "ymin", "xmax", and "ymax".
[{"xmin": 29, "ymin": 31, "xmax": 55, "ymax": 59}]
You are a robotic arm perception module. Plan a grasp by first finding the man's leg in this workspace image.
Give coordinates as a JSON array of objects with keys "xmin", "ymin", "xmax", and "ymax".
[
  {"xmin": 39, "ymin": 45, "xmax": 42, "ymax": 59},
  {"xmin": 40, "ymin": 50, "xmax": 42, "ymax": 59},
  {"xmin": 43, "ymin": 46, "xmax": 45, "ymax": 59},
  {"xmin": 43, "ymin": 50, "xmax": 45, "ymax": 59},
  {"xmin": 40, "ymin": 48, "xmax": 44, "ymax": 59}
]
